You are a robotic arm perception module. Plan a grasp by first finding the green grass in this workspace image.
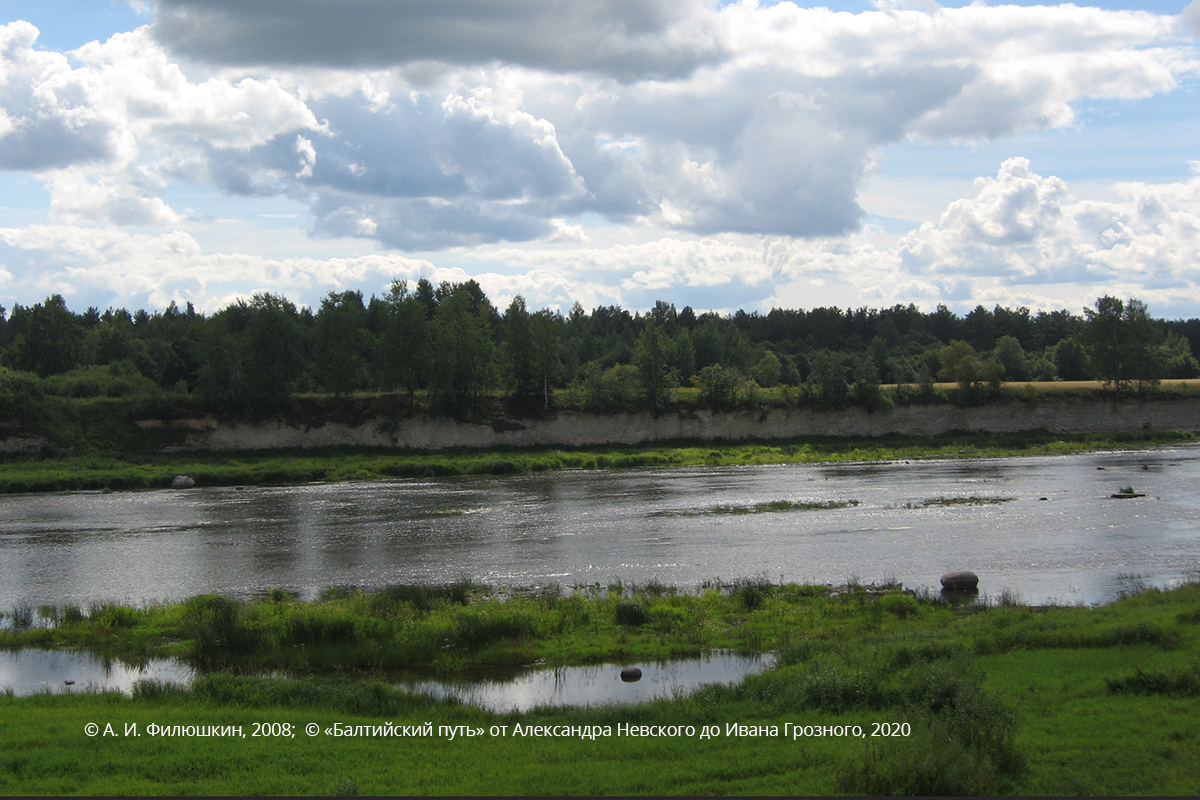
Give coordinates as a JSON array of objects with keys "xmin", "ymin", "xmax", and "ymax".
[
  {"xmin": 3, "ymin": 580, "xmax": 1199, "ymax": 794},
  {"xmin": 657, "ymin": 499, "xmax": 861, "ymax": 516},
  {"xmin": 909, "ymin": 496, "xmax": 1016, "ymax": 508},
  {"xmin": 0, "ymin": 428, "xmax": 1193, "ymax": 494}
]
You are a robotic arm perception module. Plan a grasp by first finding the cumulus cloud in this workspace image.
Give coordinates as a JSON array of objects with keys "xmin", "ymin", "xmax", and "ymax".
[
  {"xmin": 0, "ymin": 22, "xmax": 114, "ymax": 170},
  {"xmin": 1, "ymin": 160, "xmax": 1198, "ymax": 316},
  {"xmin": 896, "ymin": 158, "xmax": 1200, "ymax": 296},
  {"xmin": 1184, "ymin": 0, "xmax": 1200, "ymax": 36},
  {"xmin": 453, "ymin": 159, "xmax": 1200, "ymax": 315},
  {"xmin": 151, "ymin": 0, "xmax": 727, "ymax": 81},
  {"xmin": 0, "ymin": 2, "xmax": 1197, "ymax": 289},
  {"xmin": 0, "ymin": 23, "xmax": 323, "ymax": 224}
]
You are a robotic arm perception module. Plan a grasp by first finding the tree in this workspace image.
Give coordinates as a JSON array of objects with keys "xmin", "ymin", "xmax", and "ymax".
[
  {"xmin": 1083, "ymin": 296, "xmax": 1163, "ymax": 395},
  {"xmin": 1162, "ymin": 332, "xmax": 1200, "ymax": 379},
  {"xmin": 377, "ymin": 280, "xmax": 430, "ymax": 398},
  {"xmin": 807, "ymin": 350, "xmax": 850, "ymax": 410},
  {"xmin": 503, "ymin": 297, "xmax": 562, "ymax": 415},
  {"xmin": 2, "ymin": 295, "xmax": 82, "ymax": 377},
  {"xmin": 938, "ymin": 340, "xmax": 1002, "ymax": 401},
  {"xmin": 1049, "ymin": 337, "xmax": 1087, "ymax": 381},
  {"xmin": 750, "ymin": 351, "xmax": 782, "ymax": 388},
  {"xmin": 199, "ymin": 293, "xmax": 303, "ymax": 412},
  {"xmin": 429, "ymin": 284, "xmax": 497, "ymax": 416},
  {"xmin": 938, "ymin": 340, "xmax": 982, "ymax": 389},
  {"xmin": 991, "ymin": 335, "xmax": 1030, "ymax": 382},
  {"xmin": 692, "ymin": 364, "xmax": 741, "ymax": 410},
  {"xmin": 313, "ymin": 290, "xmax": 369, "ymax": 396},
  {"xmin": 632, "ymin": 322, "xmax": 675, "ymax": 412}
]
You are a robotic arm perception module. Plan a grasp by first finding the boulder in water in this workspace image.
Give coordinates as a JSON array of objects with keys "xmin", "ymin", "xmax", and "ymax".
[
  {"xmin": 940, "ymin": 571, "xmax": 979, "ymax": 591},
  {"xmin": 620, "ymin": 667, "xmax": 642, "ymax": 682},
  {"xmin": 170, "ymin": 475, "xmax": 195, "ymax": 489}
]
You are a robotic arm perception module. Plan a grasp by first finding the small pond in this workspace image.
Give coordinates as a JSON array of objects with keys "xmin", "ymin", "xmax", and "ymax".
[
  {"xmin": 0, "ymin": 649, "xmax": 773, "ymax": 710},
  {"xmin": 0, "ymin": 648, "xmax": 192, "ymax": 696},
  {"xmin": 401, "ymin": 652, "xmax": 776, "ymax": 712}
]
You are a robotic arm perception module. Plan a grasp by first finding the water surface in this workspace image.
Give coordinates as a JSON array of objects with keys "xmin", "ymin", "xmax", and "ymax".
[{"xmin": 2, "ymin": 446, "xmax": 1198, "ymax": 607}]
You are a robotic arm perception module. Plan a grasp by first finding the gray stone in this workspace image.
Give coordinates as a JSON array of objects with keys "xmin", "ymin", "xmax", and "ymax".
[
  {"xmin": 170, "ymin": 475, "xmax": 195, "ymax": 489},
  {"xmin": 620, "ymin": 667, "xmax": 642, "ymax": 682},
  {"xmin": 940, "ymin": 571, "xmax": 979, "ymax": 591}
]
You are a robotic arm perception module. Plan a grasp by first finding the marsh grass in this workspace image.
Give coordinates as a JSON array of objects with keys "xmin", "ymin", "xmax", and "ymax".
[
  {"xmin": 8, "ymin": 603, "xmax": 32, "ymax": 629},
  {"xmin": 907, "ymin": 496, "xmax": 1016, "ymax": 508},
  {"xmin": 661, "ymin": 499, "xmax": 861, "ymax": 517},
  {"xmin": 0, "ymin": 429, "xmax": 1193, "ymax": 494},
  {"xmin": 2, "ymin": 580, "xmax": 1200, "ymax": 794}
]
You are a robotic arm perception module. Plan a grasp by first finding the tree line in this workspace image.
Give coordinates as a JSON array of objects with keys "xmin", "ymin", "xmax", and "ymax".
[{"xmin": 0, "ymin": 283, "xmax": 1196, "ymax": 417}]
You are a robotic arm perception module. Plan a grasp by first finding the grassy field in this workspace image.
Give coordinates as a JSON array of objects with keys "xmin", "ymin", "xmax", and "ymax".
[
  {"xmin": 2, "ymin": 580, "xmax": 1199, "ymax": 795},
  {"xmin": 0, "ymin": 428, "xmax": 1193, "ymax": 494}
]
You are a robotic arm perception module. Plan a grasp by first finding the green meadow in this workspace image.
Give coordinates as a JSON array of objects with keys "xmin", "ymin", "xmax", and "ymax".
[{"xmin": 2, "ymin": 579, "xmax": 1199, "ymax": 795}]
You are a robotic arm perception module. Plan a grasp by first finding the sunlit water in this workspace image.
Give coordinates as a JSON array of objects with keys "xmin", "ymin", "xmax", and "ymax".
[
  {"xmin": 402, "ymin": 652, "xmax": 776, "ymax": 712},
  {"xmin": 0, "ymin": 648, "xmax": 771, "ymax": 705},
  {"xmin": 2, "ymin": 446, "xmax": 1199, "ymax": 608},
  {"xmin": 0, "ymin": 649, "xmax": 191, "ymax": 696}
]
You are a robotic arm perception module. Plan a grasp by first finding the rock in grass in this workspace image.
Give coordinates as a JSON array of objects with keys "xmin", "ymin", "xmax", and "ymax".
[
  {"xmin": 940, "ymin": 571, "xmax": 979, "ymax": 591},
  {"xmin": 170, "ymin": 475, "xmax": 195, "ymax": 489},
  {"xmin": 620, "ymin": 667, "xmax": 642, "ymax": 682}
]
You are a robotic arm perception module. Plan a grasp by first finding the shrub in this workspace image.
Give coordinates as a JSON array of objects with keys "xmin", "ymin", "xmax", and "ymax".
[
  {"xmin": 836, "ymin": 718, "xmax": 997, "ymax": 796},
  {"xmin": 1105, "ymin": 664, "xmax": 1200, "ymax": 697},
  {"xmin": 451, "ymin": 609, "xmax": 536, "ymax": 647},
  {"xmin": 285, "ymin": 615, "xmax": 357, "ymax": 646},
  {"xmin": 615, "ymin": 602, "xmax": 649, "ymax": 626},
  {"xmin": 92, "ymin": 604, "xmax": 139, "ymax": 628},
  {"xmin": 881, "ymin": 593, "xmax": 920, "ymax": 619}
]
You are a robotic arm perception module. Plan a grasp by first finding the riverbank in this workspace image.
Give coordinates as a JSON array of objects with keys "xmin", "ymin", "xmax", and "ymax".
[
  {"xmin": 0, "ymin": 428, "xmax": 1192, "ymax": 493},
  {"xmin": 1, "ymin": 580, "xmax": 1197, "ymax": 794},
  {"xmin": 179, "ymin": 392, "xmax": 1200, "ymax": 451}
]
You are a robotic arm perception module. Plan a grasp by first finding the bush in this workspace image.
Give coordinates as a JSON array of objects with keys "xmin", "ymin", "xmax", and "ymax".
[
  {"xmin": 1105, "ymin": 664, "xmax": 1200, "ymax": 697},
  {"xmin": 92, "ymin": 604, "xmax": 139, "ymax": 628},
  {"xmin": 881, "ymin": 593, "xmax": 920, "ymax": 619},
  {"xmin": 836, "ymin": 718, "xmax": 998, "ymax": 796},
  {"xmin": 615, "ymin": 602, "xmax": 649, "ymax": 626},
  {"xmin": 838, "ymin": 659, "xmax": 1024, "ymax": 795},
  {"xmin": 451, "ymin": 609, "xmax": 536, "ymax": 647},
  {"xmin": 285, "ymin": 615, "xmax": 357, "ymax": 646}
]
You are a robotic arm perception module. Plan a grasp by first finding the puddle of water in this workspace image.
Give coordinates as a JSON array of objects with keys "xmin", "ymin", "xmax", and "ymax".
[
  {"xmin": 0, "ymin": 649, "xmax": 193, "ymax": 696},
  {"xmin": 400, "ymin": 652, "xmax": 776, "ymax": 712},
  {"xmin": 0, "ymin": 648, "xmax": 774, "ymax": 708}
]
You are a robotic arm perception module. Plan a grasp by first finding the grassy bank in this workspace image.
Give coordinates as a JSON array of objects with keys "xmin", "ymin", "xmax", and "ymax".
[
  {"xmin": 1, "ymin": 580, "xmax": 1198, "ymax": 795},
  {"xmin": 0, "ymin": 428, "xmax": 1193, "ymax": 494}
]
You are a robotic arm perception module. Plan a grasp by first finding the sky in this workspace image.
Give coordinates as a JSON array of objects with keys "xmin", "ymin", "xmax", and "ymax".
[{"xmin": 0, "ymin": 0, "xmax": 1197, "ymax": 319}]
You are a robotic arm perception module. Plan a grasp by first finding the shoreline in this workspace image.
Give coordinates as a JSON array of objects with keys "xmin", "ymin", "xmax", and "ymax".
[{"xmin": 0, "ymin": 428, "xmax": 1193, "ymax": 494}]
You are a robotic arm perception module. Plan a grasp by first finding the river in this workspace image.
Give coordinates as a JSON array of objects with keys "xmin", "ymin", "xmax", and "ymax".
[{"xmin": 2, "ymin": 446, "xmax": 1199, "ymax": 609}]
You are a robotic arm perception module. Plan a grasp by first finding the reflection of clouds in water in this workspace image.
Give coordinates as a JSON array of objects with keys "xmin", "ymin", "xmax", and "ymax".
[
  {"xmin": 0, "ymin": 650, "xmax": 193, "ymax": 697},
  {"xmin": 406, "ymin": 653, "xmax": 775, "ymax": 712}
]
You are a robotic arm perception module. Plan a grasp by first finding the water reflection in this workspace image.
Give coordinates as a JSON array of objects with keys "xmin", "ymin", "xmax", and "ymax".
[
  {"xmin": 0, "ymin": 648, "xmax": 773, "ymax": 710},
  {"xmin": 403, "ymin": 652, "xmax": 776, "ymax": 712},
  {"xmin": 1, "ymin": 446, "xmax": 1199, "ymax": 606},
  {"xmin": 0, "ymin": 649, "xmax": 192, "ymax": 696}
]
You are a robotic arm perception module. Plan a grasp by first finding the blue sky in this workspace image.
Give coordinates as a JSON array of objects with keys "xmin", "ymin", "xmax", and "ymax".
[{"xmin": 0, "ymin": 0, "xmax": 1198, "ymax": 318}]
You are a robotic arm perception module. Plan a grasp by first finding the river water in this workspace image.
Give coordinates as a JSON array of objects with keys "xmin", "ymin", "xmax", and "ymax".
[{"xmin": 2, "ymin": 446, "xmax": 1199, "ymax": 609}]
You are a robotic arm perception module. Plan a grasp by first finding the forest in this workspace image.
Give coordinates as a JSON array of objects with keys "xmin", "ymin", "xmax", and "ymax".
[{"xmin": 1, "ymin": 282, "xmax": 1197, "ymax": 420}]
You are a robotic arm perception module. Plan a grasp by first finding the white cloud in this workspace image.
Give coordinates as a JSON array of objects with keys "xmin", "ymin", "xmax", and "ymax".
[
  {"xmin": 0, "ymin": 4, "xmax": 1197, "ymax": 316},
  {"xmin": 3, "ymin": 4, "xmax": 1196, "ymax": 245},
  {"xmin": 0, "ymin": 159, "xmax": 1197, "ymax": 316},
  {"xmin": 0, "ymin": 23, "xmax": 323, "ymax": 224}
]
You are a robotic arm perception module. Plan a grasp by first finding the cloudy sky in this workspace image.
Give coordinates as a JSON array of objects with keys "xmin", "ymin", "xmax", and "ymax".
[{"xmin": 0, "ymin": 0, "xmax": 1198, "ymax": 319}]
